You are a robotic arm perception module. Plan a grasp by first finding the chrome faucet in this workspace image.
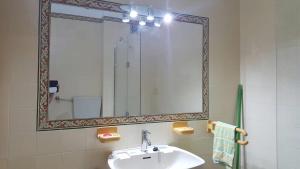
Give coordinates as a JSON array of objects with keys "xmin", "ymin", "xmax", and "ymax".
[{"xmin": 141, "ymin": 130, "xmax": 151, "ymax": 152}]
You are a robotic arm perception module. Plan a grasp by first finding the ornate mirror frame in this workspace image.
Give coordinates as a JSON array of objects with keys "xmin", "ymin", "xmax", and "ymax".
[{"xmin": 37, "ymin": 0, "xmax": 209, "ymax": 130}]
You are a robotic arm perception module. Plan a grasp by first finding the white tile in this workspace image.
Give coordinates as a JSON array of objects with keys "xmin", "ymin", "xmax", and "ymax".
[
  {"xmin": 277, "ymin": 106, "xmax": 300, "ymax": 168},
  {"xmin": 277, "ymin": 105, "xmax": 300, "ymax": 128},
  {"xmin": 245, "ymin": 85, "xmax": 276, "ymax": 105},
  {"xmin": 276, "ymin": 37, "xmax": 300, "ymax": 168},
  {"xmin": 277, "ymin": 83, "xmax": 300, "ymax": 107},
  {"xmin": 245, "ymin": 102, "xmax": 276, "ymax": 127},
  {"xmin": 277, "ymin": 147, "xmax": 299, "ymax": 169}
]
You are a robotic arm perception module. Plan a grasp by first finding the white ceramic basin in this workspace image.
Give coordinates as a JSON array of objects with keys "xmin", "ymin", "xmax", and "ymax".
[{"xmin": 108, "ymin": 145, "xmax": 205, "ymax": 169}]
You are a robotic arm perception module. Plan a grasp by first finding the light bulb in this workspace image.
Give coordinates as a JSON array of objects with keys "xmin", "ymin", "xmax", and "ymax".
[
  {"xmin": 122, "ymin": 18, "xmax": 130, "ymax": 23},
  {"xmin": 154, "ymin": 22, "xmax": 161, "ymax": 27},
  {"xmin": 129, "ymin": 10, "xmax": 138, "ymax": 18},
  {"xmin": 163, "ymin": 13, "xmax": 173, "ymax": 24},
  {"xmin": 122, "ymin": 15, "xmax": 130, "ymax": 23},
  {"xmin": 139, "ymin": 20, "xmax": 146, "ymax": 26},
  {"xmin": 147, "ymin": 15, "xmax": 154, "ymax": 21}
]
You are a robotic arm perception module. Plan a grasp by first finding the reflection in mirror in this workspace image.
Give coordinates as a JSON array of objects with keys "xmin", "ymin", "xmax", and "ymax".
[
  {"xmin": 46, "ymin": 1, "xmax": 206, "ymax": 122},
  {"xmin": 49, "ymin": 14, "xmax": 104, "ymax": 120},
  {"xmin": 140, "ymin": 22, "xmax": 203, "ymax": 115}
]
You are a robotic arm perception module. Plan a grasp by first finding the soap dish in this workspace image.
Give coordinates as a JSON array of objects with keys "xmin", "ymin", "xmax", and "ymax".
[
  {"xmin": 97, "ymin": 127, "xmax": 121, "ymax": 143},
  {"xmin": 172, "ymin": 121, "xmax": 194, "ymax": 135}
]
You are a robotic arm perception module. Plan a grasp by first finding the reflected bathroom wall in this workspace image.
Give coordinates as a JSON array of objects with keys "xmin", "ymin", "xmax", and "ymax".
[
  {"xmin": 49, "ymin": 18, "xmax": 135, "ymax": 120},
  {"xmin": 141, "ymin": 22, "xmax": 203, "ymax": 114},
  {"xmin": 49, "ymin": 17, "xmax": 103, "ymax": 120}
]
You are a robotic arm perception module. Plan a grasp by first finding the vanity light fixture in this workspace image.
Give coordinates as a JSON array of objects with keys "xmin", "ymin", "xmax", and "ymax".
[
  {"xmin": 139, "ymin": 18, "xmax": 146, "ymax": 26},
  {"xmin": 147, "ymin": 15, "xmax": 155, "ymax": 21},
  {"xmin": 163, "ymin": 13, "xmax": 173, "ymax": 24},
  {"xmin": 146, "ymin": 8, "xmax": 154, "ymax": 21},
  {"xmin": 129, "ymin": 9, "xmax": 138, "ymax": 18},
  {"xmin": 122, "ymin": 14, "xmax": 130, "ymax": 23},
  {"xmin": 154, "ymin": 20, "xmax": 161, "ymax": 27}
]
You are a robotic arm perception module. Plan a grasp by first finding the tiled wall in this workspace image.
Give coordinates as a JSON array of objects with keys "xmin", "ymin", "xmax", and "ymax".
[
  {"xmin": 240, "ymin": 0, "xmax": 278, "ymax": 168},
  {"xmin": 241, "ymin": 0, "xmax": 300, "ymax": 169},
  {"xmin": 276, "ymin": 0, "xmax": 300, "ymax": 168},
  {"xmin": 0, "ymin": 0, "xmax": 240, "ymax": 169}
]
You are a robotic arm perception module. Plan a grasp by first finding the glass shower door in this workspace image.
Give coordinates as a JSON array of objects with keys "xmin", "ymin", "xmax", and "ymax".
[{"xmin": 114, "ymin": 33, "xmax": 141, "ymax": 117}]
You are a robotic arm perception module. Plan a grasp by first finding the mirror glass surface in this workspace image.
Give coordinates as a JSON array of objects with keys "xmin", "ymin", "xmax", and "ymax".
[{"xmin": 48, "ymin": 2, "xmax": 203, "ymax": 121}]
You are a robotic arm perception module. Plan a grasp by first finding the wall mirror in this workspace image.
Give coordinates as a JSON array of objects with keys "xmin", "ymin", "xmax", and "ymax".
[{"xmin": 38, "ymin": 0, "xmax": 209, "ymax": 130}]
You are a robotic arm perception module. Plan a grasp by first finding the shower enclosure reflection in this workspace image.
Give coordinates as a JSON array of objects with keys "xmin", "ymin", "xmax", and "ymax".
[{"xmin": 114, "ymin": 32, "xmax": 141, "ymax": 117}]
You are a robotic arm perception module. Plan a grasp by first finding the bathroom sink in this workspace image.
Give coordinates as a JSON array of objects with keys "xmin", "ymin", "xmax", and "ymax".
[{"xmin": 108, "ymin": 145, "xmax": 205, "ymax": 169}]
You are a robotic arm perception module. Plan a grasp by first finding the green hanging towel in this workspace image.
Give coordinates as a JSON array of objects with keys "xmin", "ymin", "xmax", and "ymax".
[{"xmin": 234, "ymin": 84, "xmax": 244, "ymax": 169}]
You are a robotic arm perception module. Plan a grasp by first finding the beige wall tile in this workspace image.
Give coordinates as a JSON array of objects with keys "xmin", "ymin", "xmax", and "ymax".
[
  {"xmin": 189, "ymin": 121, "xmax": 210, "ymax": 137},
  {"xmin": 9, "ymin": 133, "xmax": 36, "ymax": 158},
  {"xmin": 9, "ymin": 82, "xmax": 37, "ymax": 110},
  {"xmin": 0, "ymin": 110, "xmax": 9, "ymax": 159},
  {"xmin": 84, "ymin": 149, "xmax": 110, "ymax": 169},
  {"xmin": 8, "ymin": 157, "xmax": 36, "ymax": 169},
  {"xmin": 62, "ymin": 151, "xmax": 85, "ymax": 169},
  {"xmin": 209, "ymin": 85, "xmax": 237, "ymax": 124},
  {"xmin": 10, "ymin": 45, "xmax": 37, "ymax": 85},
  {"xmin": 61, "ymin": 129, "xmax": 86, "ymax": 152},
  {"xmin": 0, "ymin": 46, "xmax": 10, "ymax": 159},
  {"xmin": 111, "ymin": 124, "xmax": 142, "ymax": 149},
  {"xmin": 37, "ymin": 131, "xmax": 63, "ymax": 155},
  {"xmin": 184, "ymin": 138, "xmax": 214, "ymax": 156},
  {"xmin": 135, "ymin": 122, "xmax": 176, "ymax": 146},
  {"xmin": 10, "ymin": 108, "xmax": 36, "ymax": 134},
  {"xmin": 0, "ymin": 159, "xmax": 8, "ymax": 169},
  {"xmin": 36, "ymin": 154, "xmax": 63, "ymax": 169}
]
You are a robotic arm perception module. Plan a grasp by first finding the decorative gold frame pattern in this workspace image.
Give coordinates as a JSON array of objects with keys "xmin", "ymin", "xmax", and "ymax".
[{"xmin": 37, "ymin": 0, "xmax": 209, "ymax": 130}]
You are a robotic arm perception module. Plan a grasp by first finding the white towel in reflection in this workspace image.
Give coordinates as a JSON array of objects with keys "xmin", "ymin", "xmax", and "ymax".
[
  {"xmin": 49, "ymin": 87, "xmax": 58, "ymax": 93},
  {"xmin": 73, "ymin": 96, "xmax": 101, "ymax": 119}
]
